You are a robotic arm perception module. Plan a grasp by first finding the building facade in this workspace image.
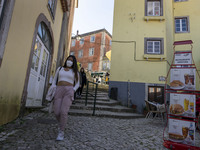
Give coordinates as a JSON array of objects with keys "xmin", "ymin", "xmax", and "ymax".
[
  {"xmin": 70, "ymin": 29, "xmax": 112, "ymax": 74},
  {"xmin": 110, "ymin": 0, "xmax": 200, "ymax": 113},
  {"xmin": 0, "ymin": 0, "xmax": 78, "ymax": 125}
]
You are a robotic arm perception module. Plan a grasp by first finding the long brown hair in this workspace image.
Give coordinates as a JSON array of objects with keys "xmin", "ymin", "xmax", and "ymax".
[{"xmin": 63, "ymin": 55, "xmax": 78, "ymax": 82}]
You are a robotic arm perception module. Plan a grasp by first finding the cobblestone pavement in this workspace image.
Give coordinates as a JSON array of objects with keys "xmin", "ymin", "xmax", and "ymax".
[{"xmin": 0, "ymin": 111, "xmax": 199, "ymax": 150}]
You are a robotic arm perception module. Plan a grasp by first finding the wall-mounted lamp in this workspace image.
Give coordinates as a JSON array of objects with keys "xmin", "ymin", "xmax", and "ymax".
[{"xmin": 72, "ymin": 30, "xmax": 81, "ymax": 41}]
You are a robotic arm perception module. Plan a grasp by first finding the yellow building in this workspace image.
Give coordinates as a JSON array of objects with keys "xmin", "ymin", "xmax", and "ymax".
[
  {"xmin": 0, "ymin": 0, "xmax": 78, "ymax": 125},
  {"xmin": 110, "ymin": 0, "xmax": 200, "ymax": 113}
]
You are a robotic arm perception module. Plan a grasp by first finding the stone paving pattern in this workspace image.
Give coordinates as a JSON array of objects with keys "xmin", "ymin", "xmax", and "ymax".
[{"xmin": 0, "ymin": 110, "xmax": 200, "ymax": 150}]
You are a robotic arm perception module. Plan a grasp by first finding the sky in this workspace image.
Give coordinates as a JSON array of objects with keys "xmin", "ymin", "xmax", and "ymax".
[{"xmin": 72, "ymin": 0, "xmax": 114, "ymax": 35}]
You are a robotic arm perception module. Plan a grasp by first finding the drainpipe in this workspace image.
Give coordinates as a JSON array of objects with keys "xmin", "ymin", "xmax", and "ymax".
[{"xmin": 127, "ymin": 80, "xmax": 131, "ymax": 107}]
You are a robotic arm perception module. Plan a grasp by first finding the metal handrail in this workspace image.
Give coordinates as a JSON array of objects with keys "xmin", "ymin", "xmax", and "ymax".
[{"xmin": 85, "ymin": 81, "xmax": 98, "ymax": 116}]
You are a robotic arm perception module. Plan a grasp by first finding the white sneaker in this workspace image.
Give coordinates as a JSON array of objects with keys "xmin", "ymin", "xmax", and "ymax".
[{"xmin": 56, "ymin": 130, "xmax": 64, "ymax": 141}]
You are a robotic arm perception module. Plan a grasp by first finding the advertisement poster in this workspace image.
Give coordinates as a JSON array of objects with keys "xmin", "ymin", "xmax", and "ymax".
[
  {"xmin": 170, "ymin": 68, "xmax": 196, "ymax": 90},
  {"xmin": 169, "ymin": 93, "xmax": 196, "ymax": 118},
  {"xmin": 174, "ymin": 52, "xmax": 192, "ymax": 65},
  {"xmin": 168, "ymin": 118, "xmax": 195, "ymax": 146}
]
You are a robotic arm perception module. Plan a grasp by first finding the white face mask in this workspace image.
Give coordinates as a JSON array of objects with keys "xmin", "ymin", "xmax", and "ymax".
[{"xmin": 66, "ymin": 60, "xmax": 73, "ymax": 67}]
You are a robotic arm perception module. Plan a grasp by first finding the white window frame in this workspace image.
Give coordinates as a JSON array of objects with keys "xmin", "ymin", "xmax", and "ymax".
[
  {"xmin": 71, "ymin": 40, "xmax": 76, "ymax": 47},
  {"xmin": 147, "ymin": 1, "xmax": 160, "ymax": 16},
  {"xmin": 147, "ymin": 41, "xmax": 161, "ymax": 54},
  {"xmin": 89, "ymin": 48, "xmax": 94, "ymax": 56},
  {"xmin": 90, "ymin": 35, "xmax": 95, "ymax": 42},
  {"xmin": 78, "ymin": 50, "xmax": 83, "ymax": 58},
  {"xmin": 145, "ymin": 0, "xmax": 163, "ymax": 16},
  {"xmin": 144, "ymin": 38, "xmax": 164, "ymax": 55},
  {"xmin": 88, "ymin": 63, "xmax": 93, "ymax": 71},
  {"xmin": 80, "ymin": 38, "xmax": 84, "ymax": 45},
  {"xmin": 0, "ymin": 0, "xmax": 5, "ymax": 17},
  {"xmin": 175, "ymin": 17, "xmax": 189, "ymax": 33},
  {"xmin": 70, "ymin": 51, "xmax": 75, "ymax": 56},
  {"xmin": 48, "ymin": 0, "xmax": 57, "ymax": 20}
]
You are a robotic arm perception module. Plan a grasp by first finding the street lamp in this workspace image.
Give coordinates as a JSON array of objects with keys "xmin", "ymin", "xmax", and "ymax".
[{"xmin": 72, "ymin": 30, "xmax": 81, "ymax": 41}]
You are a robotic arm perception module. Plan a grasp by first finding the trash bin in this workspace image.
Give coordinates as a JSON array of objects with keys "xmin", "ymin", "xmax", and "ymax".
[{"xmin": 110, "ymin": 87, "xmax": 118, "ymax": 100}]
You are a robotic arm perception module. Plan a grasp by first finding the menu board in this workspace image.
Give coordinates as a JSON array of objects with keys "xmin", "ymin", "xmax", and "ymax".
[
  {"xmin": 168, "ymin": 118, "xmax": 195, "ymax": 146},
  {"xmin": 170, "ymin": 68, "xmax": 196, "ymax": 90},
  {"xmin": 169, "ymin": 93, "xmax": 196, "ymax": 118},
  {"xmin": 175, "ymin": 53, "xmax": 192, "ymax": 65}
]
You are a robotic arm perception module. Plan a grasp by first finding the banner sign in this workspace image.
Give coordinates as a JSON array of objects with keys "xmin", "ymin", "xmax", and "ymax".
[
  {"xmin": 169, "ymin": 93, "xmax": 196, "ymax": 118},
  {"xmin": 175, "ymin": 53, "xmax": 192, "ymax": 65},
  {"xmin": 170, "ymin": 68, "xmax": 196, "ymax": 90},
  {"xmin": 168, "ymin": 119, "xmax": 195, "ymax": 146}
]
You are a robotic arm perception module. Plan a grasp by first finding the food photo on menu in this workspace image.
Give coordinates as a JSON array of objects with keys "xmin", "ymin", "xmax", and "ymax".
[
  {"xmin": 168, "ymin": 119, "xmax": 195, "ymax": 146},
  {"xmin": 170, "ymin": 68, "xmax": 196, "ymax": 90},
  {"xmin": 169, "ymin": 93, "xmax": 196, "ymax": 118}
]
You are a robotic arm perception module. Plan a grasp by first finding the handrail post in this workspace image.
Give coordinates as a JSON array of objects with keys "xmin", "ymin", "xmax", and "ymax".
[
  {"xmin": 85, "ymin": 81, "xmax": 89, "ymax": 106},
  {"xmin": 92, "ymin": 83, "xmax": 98, "ymax": 116}
]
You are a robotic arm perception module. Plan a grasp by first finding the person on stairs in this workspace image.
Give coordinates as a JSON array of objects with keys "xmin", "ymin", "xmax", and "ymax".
[
  {"xmin": 52, "ymin": 55, "xmax": 80, "ymax": 141},
  {"xmin": 77, "ymin": 67, "xmax": 87, "ymax": 98}
]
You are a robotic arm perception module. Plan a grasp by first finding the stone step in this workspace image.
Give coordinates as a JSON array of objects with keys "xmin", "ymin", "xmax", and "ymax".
[
  {"xmin": 75, "ymin": 97, "xmax": 110, "ymax": 101},
  {"xmin": 73, "ymin": 99, "xmax": 120, "ymax": 106},
  {"xmin": 68, "ymin": 109, "xmax": 144, "ymax": 119},
  {"xmin": 70, "ymin": 104, "xmax": 136, "ymax": 113}
]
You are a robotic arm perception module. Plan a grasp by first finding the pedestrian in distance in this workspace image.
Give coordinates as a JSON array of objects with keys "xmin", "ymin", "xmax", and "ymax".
[
  {"xmin": 52, "ymin": 55, "xmax": 80, "ymax": 141},
  {"xmin": 77, "ymin": 67, "xmax": 87, "ymax": 98}
]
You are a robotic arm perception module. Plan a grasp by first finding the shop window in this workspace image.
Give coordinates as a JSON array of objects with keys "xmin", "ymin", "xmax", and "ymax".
[
  {"xmin": 145, "ymin": 0, "xmax": 163, "ymax": 16},
  {"xmin": 175, "ymin": 17, "xmax": 189, "ymax": 33},
  {"xmin": 144, "ymin": 38, "xmax": 164, "ymax": 54},
  {"xmin": 90, "ymin": 35, "xmax": 95, "ymax": 42},
  {"xmin": 148, "ymin": 86, "xmax": 164, "ymax": 104},
  {"xmin": 78, "ymin": 50, "xmax": 83, "ymax": 58},
  {"xmin": 48, "ymin": 0, "xmax": 57, "ymax": 20},
  {"xmin": 89, "ymin": 48, "xmax": 94, "ymax": 56}
]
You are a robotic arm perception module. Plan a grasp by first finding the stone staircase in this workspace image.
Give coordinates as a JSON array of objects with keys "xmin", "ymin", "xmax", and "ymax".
[{"xmin": 69, "ymin": 90, "xmax": 144, "ymax": 119}]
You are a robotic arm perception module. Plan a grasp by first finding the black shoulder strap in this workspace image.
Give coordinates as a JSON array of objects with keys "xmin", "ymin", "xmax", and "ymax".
[{"xmin": 56, "ymin": 67, "xmax": 62, "ymax": 85}]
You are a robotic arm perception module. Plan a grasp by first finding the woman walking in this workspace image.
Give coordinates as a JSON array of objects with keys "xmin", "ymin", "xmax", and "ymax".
[
  {"xmin": 77, "ymin": 67, "xmax": 87, "ymax": 98},
  {"xmin": 52, "ymin": 55, "xmax": 79, "ymax": 141}
]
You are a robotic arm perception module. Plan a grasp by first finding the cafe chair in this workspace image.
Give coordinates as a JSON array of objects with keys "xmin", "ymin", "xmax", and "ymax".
[{"xmin": 145, "ymin": 100, "xmax": 166, "ymax": 121}]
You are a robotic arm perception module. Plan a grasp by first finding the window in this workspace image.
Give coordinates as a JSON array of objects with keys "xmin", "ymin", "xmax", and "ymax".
[
  {"xmin": 89, "ymin": 48, "xmax": 94, "ymax": 56},
  {"xmin": 148, "ymin": 86, "xmax": 164, "ymax": 104},
  {"xmin": 0, "ymin": 0, "xmax": 15, "ymax": 67},
  {"xmin": 70, "ymin": 51, "xmax": 75, "ymax": 56},
  {"xmin": 48, "ymin": 0, "xmax": 57, "ymax": 20},
  {"xmin": 175, "ymin": 17, "xmax": 189, "ymax": 33},
  {"xmin": 71, "ymin": 40, "xmax": 76, "ymax": 47},
  {"xmin": 78, "ymin": 50, "xmax": 83, "ymax": 58},
  {"xmin": 174, "ymin": 0, "xmax": 188, "ymax": 2},
  {"xmin": 144, "ymin": 38, "xmax": 164, "ymax": 54},
  {"xmin": 110, "ymin": 40, "xmax": 112, "ymax": 46},
  {"xmin": 90, "ymin": 35, "xmax": 95, "ymax": 42},
  {"xmin": 88, "ymin": 63, "xmax": 93, "ymax": 71},
  {"xmin": 0, "ymin": 0, "xmax": 5, "ymax": 18},
  {"xmin": 145, "ymin": 0, "xmax": 163, "ymax": 16},
  {"xmin": 80, "ymin": 38, "xmax": 84, "ymax": 45}
]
